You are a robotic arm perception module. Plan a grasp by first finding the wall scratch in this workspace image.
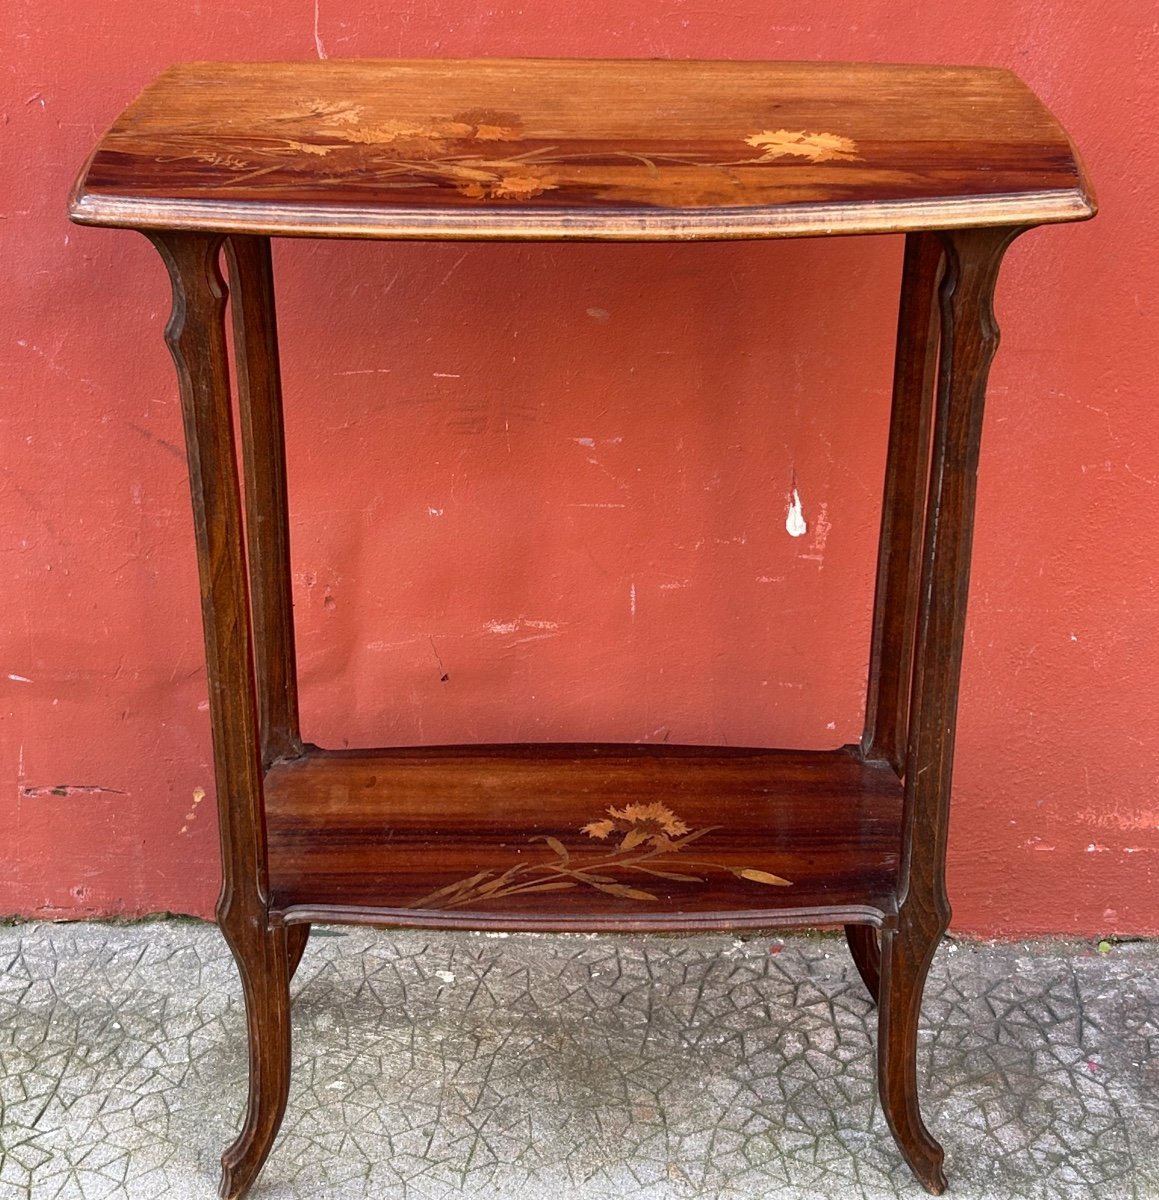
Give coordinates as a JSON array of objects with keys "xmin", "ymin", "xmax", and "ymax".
[
  {"xmin": 21, "ymin": 784, "xmax": 126, "ymax": 798},
  {"xmin": 313, "ymin": 0, "xmax": 328, "ymax": 59}
]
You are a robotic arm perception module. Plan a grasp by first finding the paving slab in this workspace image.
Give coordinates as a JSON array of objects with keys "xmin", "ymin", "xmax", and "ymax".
[{"xmin": 0, "ymin": 922, "xmax": 1155, "ymax": 1199}]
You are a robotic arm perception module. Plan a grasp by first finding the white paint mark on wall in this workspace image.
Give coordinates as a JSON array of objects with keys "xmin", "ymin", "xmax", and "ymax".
[
  {"xmin": 1078, "ymin": 806, "xmax": 1159, "ymax": 832},
  {"xmin": 7, "ymin": 673, "xmax": 32, "ymax": 683},
  {"xmin": 786, "ymin": 487, "xmax": 807, "ymax": 537},
  {"xmin": 636, "ymin": 726, "xmax": 670, "ymax": 743},
  {"xmin": 432, "ymin": 372, "xmax": 461, "ymax": 378},
  {"xmin": 313, "ymin": 0, "xmax": 328, "ymax": 58},
  {"xmin": 484, "ymin": 618, "xmax": 560, "ymax": 636},
  {"xmin": 573, "ymin": 436, "xmax": 623, "ymax": 448},
  {"xmin": 180, "ymin": 786, "xmax": 206, "ymax": 835},
  {"xmin": 630, "ymin": 582, "xmax": 637, "ymax": 618},
  {"xmin": 811, "ymin": 502, "xmax": 831, "ymax": 554},
  {"xmin": 426, "ymin": 506, "xmax": 444, "ymax": 517}
]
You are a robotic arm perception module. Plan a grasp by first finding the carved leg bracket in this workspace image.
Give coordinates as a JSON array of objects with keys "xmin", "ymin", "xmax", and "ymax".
[
  {"xmin": 845, "ymin": 924, "xmax": 882, "ymax": 1003},
  {"xmin": 286, "ymin": 923, "xmax": 311, "ymax": 983}
]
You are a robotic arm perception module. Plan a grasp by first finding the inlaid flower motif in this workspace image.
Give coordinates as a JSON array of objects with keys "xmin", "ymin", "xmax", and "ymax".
[
  {"xmin": 411, "ymin": 801, "xmax": 793, "ymax": 911},
  {"xmin": 744, "ymin": 129, "xmax": 860, "ymax": 164},
  {"xmin": 455, "ymin": 166, "xmax": 558, "ymax": 200},
  {"xmin": 582, "ymin": 802, "xmax": 690, "ymax": 849}
]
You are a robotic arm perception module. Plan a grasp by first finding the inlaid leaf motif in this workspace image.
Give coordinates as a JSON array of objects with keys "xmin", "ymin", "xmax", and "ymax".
[
  {"xmin": 286, "ymin": 140, "xmax": 333, "ymax": 157},
  {"xmin": 590, "ymin": 881, "xmax": 659, "ymax": 902},
  {"xmin": 452, "ymin": 108, "xmax": 524, "ymax": 142},
  {"xmin": 412, "ymin": 870, "xmax": 495, "ymax": 908},
  {"xmin": 306, "ymin": 100, "xmax": 365, "ymax": 125},
  {"xmin": 339, "ymin": 119, "xmax": 473, "ymax": 146},
  {"xmin": 492, "ymin": 170, "xmax": 558, "ymax": 199},
  {"xmin": 542, "ymin": 836, "xmax": 569, "ymax": 861},
  {"xmin": 734, "ymin": 867, "xmax": 793, "ymax": 887},
  {"xmin": 744, "ymin": 129, "xmax": 859, "ymax": 163}
]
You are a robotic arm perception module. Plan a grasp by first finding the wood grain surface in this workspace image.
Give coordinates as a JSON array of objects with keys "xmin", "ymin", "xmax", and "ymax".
[
  {"xmin": 69, "ymin": 58, "xmax": 1095, "ymax": 240},
  {"xmin": 263, "ymin": 743, "xmax": 903, "ymax": 930}
]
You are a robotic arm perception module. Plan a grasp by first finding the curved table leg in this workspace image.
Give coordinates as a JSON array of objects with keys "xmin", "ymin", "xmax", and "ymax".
[
  {"xmin": 877, "ymin": 909, "xmax": 947, "ymax": 1194},
  {"xmin": 876, "ymin": 224, "xmax": 1024, "ymax": 1196},
  {"xmin": 148, "ymin": 229, "xmax": 292, "ymax": 1200},
  {"xmin": 219, "ymin": 925, "xmax": 293, "ymax": 1200}
]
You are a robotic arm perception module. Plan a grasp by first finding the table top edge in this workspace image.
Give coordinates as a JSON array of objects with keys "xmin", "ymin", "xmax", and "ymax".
[{"xmin": 67, "ymin": 184, "xmax": 1097, "ymax": 241}]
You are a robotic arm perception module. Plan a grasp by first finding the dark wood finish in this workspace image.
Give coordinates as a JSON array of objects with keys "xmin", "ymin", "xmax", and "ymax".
[
  {"xmin": 880, "ymin": 225, "xmax": 1022, "ymax": 1195},
  {"xmin": 70, "ymin": 59, "xmax": 1094, "ymax": 240},
  {"xmin": 285, "ymin": 923, "xmax": 310, "ymax": 983},
  {"xmin": 264, "ymin": 744, "xmax": 902, "ymax": 931},
  {"xmin": 223, "ymin": 236, "xmax": 302, "ymax": 769},
  {"xmin": 71, "ymin": 59, "xmax": 1095, "ymax": 1200},
  {"xmin": 148, "ymin": 230, "xmax": 290, "ymax": 1200},
  {"xmin": 845, "ymin": 923, "xmax": 882, "ymax": 1001},
  {"xmin": 861, "ymin": 232, "xmax": 943, "ymax": 772}
]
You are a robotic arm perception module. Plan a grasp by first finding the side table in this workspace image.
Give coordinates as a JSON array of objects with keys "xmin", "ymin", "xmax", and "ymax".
[{"xmin": 69, "ymin": 58, "xmax": 1095, "ymax": 1198}]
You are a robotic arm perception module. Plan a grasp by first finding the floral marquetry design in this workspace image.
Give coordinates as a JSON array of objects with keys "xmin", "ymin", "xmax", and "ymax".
[
  {"xmin": 136, "ymin": 109, "xmax": 865, "ymax": 206},
  {"xmin": 411, "ymin": 801, "xmax": 792, "ymax": 911}
]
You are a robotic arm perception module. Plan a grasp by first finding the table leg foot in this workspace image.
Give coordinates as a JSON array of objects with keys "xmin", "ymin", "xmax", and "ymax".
[
  {"xmin": 845, "ymin": 923, "xmax": 881, "ymax": 1003},
  {"xmin": 219, "ymin": 926, "xmax": 292, "ymax": 1200},
  {"xmin": 877, "ymin": 908, "xmax": 948, "ymax": 1194}
]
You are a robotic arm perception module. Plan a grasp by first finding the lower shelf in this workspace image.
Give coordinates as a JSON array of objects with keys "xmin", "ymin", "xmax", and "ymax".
[{"xmin": 263, "ymin": 744, "xmax": 903, "ymax": 932}]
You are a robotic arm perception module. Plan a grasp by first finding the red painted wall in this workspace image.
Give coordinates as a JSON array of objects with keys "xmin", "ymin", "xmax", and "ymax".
[{"xmin": 3, "ymin": 1, "xmax": 1156, "ymax": 936}]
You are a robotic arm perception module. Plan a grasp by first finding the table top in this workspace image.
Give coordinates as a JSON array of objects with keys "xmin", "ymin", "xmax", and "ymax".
[{"xmin": 69, "ymin": 58, "xmax": 1095, "ymax": 241}]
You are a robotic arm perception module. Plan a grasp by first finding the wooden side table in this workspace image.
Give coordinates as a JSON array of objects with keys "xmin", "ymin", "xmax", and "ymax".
[{"xmin": 69, "ymin": 59, "xmax": 1094, "ymax": 1198}]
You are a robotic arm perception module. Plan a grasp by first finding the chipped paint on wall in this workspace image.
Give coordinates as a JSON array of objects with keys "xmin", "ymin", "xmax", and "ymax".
[{"xmin": 785, "ymin": 487, "xmax": 807, "ymax": 538}]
